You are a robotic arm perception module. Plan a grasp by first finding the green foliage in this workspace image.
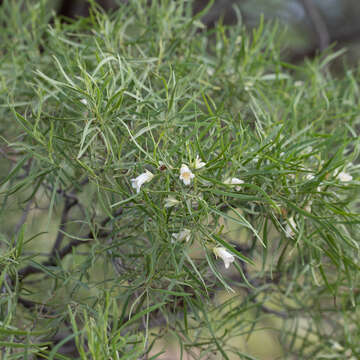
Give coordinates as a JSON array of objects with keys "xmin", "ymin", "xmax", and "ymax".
[{"xmin": 0, "ymin": 0, "xmax": 359, "ymax": 359}]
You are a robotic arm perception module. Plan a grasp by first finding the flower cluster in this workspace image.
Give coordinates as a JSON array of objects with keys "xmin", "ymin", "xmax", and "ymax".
[{"xmin": 129, "ymin": 154, "xmax": 355, "ymax": 272}]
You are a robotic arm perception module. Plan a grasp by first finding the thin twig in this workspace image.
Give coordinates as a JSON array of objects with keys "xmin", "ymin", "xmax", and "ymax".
[
  {"xmin": 46, "ymin": 177, "xmax": 89, "ymax": 255},
  {"xmin": 14, "ymin": 198, "xmax": 34, "ymax": 236},
  {"xmin": 50, "ymin": 197, "xmax": 78, "ymax": 256},
  {"xmin": 43, "ymin": 177, "xmax": 89, "ymax": 198}
]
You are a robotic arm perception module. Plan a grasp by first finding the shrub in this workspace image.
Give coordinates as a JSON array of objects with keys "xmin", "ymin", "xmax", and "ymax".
[{"xmin": 0, "ymin": 0, "xmax": 359, "ymax": 359}]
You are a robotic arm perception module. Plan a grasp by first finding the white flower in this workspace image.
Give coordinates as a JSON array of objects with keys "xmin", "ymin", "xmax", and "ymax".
[
  {"xmin": 224, "ymin": 177, "xmax": 244, "ymax": 185},
  {"xmin": 337, "ymin": 171, "xmax": 352, "ymax": 182},
  {"xmin": 164, "ymin": 196, "xmax": 180, "ymax": 208},
  {"xmin": 179, "ymin": 164, "xmax": 195, "ymax": 185},
  {"xmin": 130, "ymin": 169, "xmax": 154, "ymax": 193},
  {"xmin": 172, "ymin": 229, "xmax": 191, "ymax": 242},
  {"xmin": 194, "ymin": 155, "xmax": 206, "ymax": 169},
  {"xmin": 330, "ymin": 341, "xmax": 344, "ymax": 352},
  {"xmin": 285, "ymin": 216, "xmax": 297, "ymax": 238},
  {"xmin": 80, "ymin": 98, "xmax": 88, "ymax": 105},
  {"xmin": 213, "ymin": 247, "xmax": 235, "ymax": 269},
  {"xmin": 224, "ymin": 177, "xmax": 244, "ymax": 191}
]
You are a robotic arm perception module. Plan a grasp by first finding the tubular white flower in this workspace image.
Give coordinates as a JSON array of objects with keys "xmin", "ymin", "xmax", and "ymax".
[
  {"xmin": 130, "ymin": 169, "xmax": 154, "ymax": 193},
  {"xmin": 179, "ymin": 164, "xmax": 195, "ymax": 185},
  {"xmin": 164, "ymin": 196, "xmax": 180, "ymax": 208},
  {"xmin": 172, "ymin": 229, "xmax": 191, "ymax": 242},
  {"xmin": 213, "ymin": 247, "xmax": 235, "ymax": 269},
  {"xmin": 224, "ymin": 177, "xmax": 244, "ymax": 191},
  {"xmin": 224, "ymin": 177, "xmax": 244, "ymax": 185},
  {"xmin": 80, "ymin": 98, "xmax": 88, "ymax": 105},
  {"xmin": 194, "ymin": 155, "xmax": 206, "ymax": 169},
  {"xmin": 337, "ymin": 171, "xmax": 352, "ymax": 182},
  {"xmin": 330, "ymin": 341, "xmax": 344, "ymax": 351},
  {"xmin": 285, "ymin": 216, "xmax": 297, "ymax": 238}
]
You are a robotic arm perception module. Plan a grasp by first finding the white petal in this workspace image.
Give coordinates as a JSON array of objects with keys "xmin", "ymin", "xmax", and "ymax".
[
  {"xmin": 164, "ymin": 196, "xmax": 179, "ymax": 208},
  {"xmin": 194, "ymin": 155, "xmax": 206, "ymax": 169},
  {"xmin": 224, "ymin": 177, "xmax": 244, "ymax": 185},
  {"xmin": 337, "ymin": 171, "xmax": 352, "ymax": 182},
  {"xmin": 179, "ymin": 164, "xmax": 195, "ymax": 185},
  {"xmin": 172, "ymin": 229, "xmax": 191, "ymax": 242}
]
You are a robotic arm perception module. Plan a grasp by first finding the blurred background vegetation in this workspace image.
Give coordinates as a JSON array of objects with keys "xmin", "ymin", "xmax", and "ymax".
[{"xmin": 53, "ymin": 0, "xmax": 360, "ymax": 66}]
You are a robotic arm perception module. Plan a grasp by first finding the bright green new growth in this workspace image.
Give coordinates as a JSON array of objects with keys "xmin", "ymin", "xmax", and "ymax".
[{"xmin": 0, "ymin": 0, "xmax": 359, "ymax": 359}]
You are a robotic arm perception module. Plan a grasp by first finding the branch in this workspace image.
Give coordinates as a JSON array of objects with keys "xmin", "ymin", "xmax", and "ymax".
[
  {"xmin": 45, "ymin": 177, "xmax": 89, "ymax": 254},
  {"xmin": 44, "ymin": 177, "xmax": 89, "ymax": 198},
  {"xmin": 14, "ymin": 198, "xmax": 34, "ymax": 236},
  {"xmin": 50, "ymin": 197, "xmax": 78, "ymax": 256},
  {"xmin": 18, "ymin": 208, "xmax": 124, "ymax": 280}
]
